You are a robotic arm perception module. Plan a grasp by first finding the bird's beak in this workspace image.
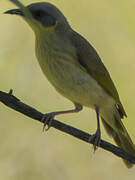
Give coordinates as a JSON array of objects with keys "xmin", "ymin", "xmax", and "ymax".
[{"xmin": 4, "ymin": 9, "xmax": 24, "ymax": 16}]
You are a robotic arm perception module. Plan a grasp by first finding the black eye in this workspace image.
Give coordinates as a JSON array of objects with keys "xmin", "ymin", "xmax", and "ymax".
[
  {"xmin": 32, "ymin": 10, "xmax": 56, "ymax": 27},
  {"xmin": 33, "ymin": 10, "xmax": 44, "ymax": 19}
]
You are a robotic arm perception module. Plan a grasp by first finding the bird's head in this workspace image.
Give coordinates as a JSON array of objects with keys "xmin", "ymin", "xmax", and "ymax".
[{"xmin": 4, "ymin": 2, "xmax": 70, "ymax": 34}]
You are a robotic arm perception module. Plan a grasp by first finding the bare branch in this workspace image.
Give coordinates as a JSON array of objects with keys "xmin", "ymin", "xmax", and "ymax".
[{"xmin": 0, "ymin": 90, "xmax": 135, "ymax": 164}]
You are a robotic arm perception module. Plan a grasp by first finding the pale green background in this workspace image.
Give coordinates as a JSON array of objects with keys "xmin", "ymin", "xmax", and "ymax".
[{"xmin": 0, "ymin": 0, "xmax": 135, "ymax": 179}]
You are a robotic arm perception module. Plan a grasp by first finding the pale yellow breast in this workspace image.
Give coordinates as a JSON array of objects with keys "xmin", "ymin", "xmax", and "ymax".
[{"xmin": 35, "ymin": 33, "xmax": 114, "ymax": 110}]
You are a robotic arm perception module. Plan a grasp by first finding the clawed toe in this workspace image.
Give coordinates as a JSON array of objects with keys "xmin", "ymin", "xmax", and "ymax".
[
  {"xmin": 41, "ymin": 112, "xmax": 55, "ymax": 131},
  {"xmin": 88, "ymin": 130, "xmax": 101, "ymax": 151}
]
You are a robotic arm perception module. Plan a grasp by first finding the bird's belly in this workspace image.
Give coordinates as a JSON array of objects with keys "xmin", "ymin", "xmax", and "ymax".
[{"xmin": 36, "ymin": 52, "xmax": 112, "ymax": 109}]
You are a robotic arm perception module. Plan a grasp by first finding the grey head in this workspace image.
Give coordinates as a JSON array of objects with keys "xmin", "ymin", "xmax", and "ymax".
[{"xmin": 4, "ymin": 2, "xmax": 70, "ymax": 32}]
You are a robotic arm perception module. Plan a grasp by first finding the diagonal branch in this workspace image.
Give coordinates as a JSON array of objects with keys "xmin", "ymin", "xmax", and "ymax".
[{"xmin": 0, "ymin": 90, "xmax": 135, "ymax": 164}]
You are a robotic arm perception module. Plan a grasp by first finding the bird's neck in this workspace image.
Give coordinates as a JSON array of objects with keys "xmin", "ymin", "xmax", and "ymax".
[{"xmin": 35, "ymin": 30, "xmax": 77, "ymax": 63}]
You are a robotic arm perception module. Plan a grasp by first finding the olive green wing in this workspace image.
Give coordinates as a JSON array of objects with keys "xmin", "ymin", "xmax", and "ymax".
[{"xmin": 71, "ymin": 31, "xmax": 126, "ymax": 118}]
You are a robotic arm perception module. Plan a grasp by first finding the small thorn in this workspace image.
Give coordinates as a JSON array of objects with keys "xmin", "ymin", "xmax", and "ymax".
[{"xmin": 9, "ymin": 89, "xmax": 13, "ymax": 95}]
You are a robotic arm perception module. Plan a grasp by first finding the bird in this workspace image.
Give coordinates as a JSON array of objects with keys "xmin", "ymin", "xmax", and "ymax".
[{"xmin": 4, "ymin": 2, "xmax": 135, "ymax": 167}]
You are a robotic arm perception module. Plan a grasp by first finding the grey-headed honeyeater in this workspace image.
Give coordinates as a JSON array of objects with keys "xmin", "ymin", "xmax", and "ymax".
[{"xmin": 4, "ymin": 2, "xmax": 135, "ymax": 168}]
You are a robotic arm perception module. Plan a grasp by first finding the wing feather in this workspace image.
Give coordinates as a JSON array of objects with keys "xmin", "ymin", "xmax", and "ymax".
[{"xmin": 71, "ymin": 30, "xmax": 126, "ymax": 118}]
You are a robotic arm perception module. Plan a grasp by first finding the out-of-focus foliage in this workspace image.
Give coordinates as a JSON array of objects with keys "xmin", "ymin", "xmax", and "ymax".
[{"xmin": 0, "ymin": 0, "xmax": 135, "ymax": 179}]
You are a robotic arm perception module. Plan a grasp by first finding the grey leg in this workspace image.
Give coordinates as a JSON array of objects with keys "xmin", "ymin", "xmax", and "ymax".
[
  {"xmin": 42, "ymin": 103, "xmax": 83, "ymax": 131},
  {"xmin": 89, "ymin": 106, "xmax": 101, "ymax": 151}
]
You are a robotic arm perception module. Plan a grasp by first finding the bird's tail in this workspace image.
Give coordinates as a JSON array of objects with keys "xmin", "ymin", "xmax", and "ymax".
[{"xmin": 101, "ymin": 116, "xmax": 135, "ymax": 168}]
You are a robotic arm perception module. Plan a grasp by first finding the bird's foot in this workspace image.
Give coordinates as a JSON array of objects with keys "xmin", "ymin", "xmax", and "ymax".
[
  {"xmin": 88, "ymin": 129, "xmax": 101, "ymax": 152},
  {"xmin": 41, "ymin": 112, "xmax": 56, "ymax": 131}
]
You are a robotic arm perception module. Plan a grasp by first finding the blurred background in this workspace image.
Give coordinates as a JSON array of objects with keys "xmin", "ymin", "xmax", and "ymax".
[{"xmin": 0, "ymin": 0, "xmax": 135, "ymax": 179}]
